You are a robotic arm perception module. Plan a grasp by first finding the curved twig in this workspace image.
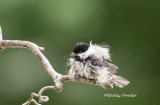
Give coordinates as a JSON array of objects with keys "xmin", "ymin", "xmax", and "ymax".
[{"xmin": 23, "ymin": 86, "xmax": 55, "ymax": 105}]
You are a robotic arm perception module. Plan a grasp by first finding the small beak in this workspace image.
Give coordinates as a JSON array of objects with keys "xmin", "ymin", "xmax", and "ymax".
[{"xmin": 70, "ymin": 53, "xmax": 79, "ymax": 56}]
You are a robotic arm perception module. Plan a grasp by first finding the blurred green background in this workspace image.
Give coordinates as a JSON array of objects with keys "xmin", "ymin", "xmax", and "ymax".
[{"xmin": 0, "ymin": 0, "xmax": 160, "ymax": 105}]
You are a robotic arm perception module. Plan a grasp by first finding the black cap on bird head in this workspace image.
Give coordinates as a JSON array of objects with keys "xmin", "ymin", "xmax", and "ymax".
[{"xmin": 73, "ymin": 42, "xmax": 89, "ymax": 54}]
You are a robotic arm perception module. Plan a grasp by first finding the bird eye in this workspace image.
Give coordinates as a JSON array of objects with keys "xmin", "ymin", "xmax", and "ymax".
[{"xmin": 74, "ymin": 56, "xmax": 83, "ymax": 62}]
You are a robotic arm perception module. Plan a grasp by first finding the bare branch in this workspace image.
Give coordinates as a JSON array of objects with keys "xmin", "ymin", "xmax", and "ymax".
[
  {"xmin": 0, "ymin": 40, "xmax": 63, "ymax": 91},
  {"xmin": 0, "ymin": 26, "xmax": 120, "ymax": 105}
]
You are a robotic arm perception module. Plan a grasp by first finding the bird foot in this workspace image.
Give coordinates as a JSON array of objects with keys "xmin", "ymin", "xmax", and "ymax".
[
  {"xmin": 93, "ymin": 79, "xmax": 97, "ymax": 84},
  {"xmin": 75, "ymin": 74, "xmax": 80, "ymax": 80}
]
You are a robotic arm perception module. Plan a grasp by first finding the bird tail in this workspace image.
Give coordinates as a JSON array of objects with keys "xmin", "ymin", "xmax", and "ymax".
[{"xmin": 114, "ymin": 76, "xmax": 130, "ymax": 88}]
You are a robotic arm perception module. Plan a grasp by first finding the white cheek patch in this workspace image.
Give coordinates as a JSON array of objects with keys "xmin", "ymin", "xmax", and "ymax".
[
  {"xmin": 78, "ymin": 53, "xmax": 88, "ymax": 61},
  {"xmin": 85, "ymin": 46, "xmax": 95, "ymax": 57}
]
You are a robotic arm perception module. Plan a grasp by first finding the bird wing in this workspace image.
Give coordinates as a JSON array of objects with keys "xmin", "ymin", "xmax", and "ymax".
[
  {"xmin": 86, "ymin": 55, "xmax": 118, "ymax": 74},
  {"xmin": 104, "ymin": 61, "xmax": 118, "ymax": 73}
]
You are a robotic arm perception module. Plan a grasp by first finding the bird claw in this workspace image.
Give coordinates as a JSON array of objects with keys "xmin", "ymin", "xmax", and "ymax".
[
  {"xmin": 93, "ymin": 79, "xmax": 97, "ymax": 84},
  {"xmin": 75, "ymin": 74, "xmax": 80, "ymax": 80}
]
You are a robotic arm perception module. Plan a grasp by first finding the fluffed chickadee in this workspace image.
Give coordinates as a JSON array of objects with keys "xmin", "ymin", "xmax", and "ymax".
[{"xmin": 68, "ymin": 42, "xmax": 129, "ymax": 89}]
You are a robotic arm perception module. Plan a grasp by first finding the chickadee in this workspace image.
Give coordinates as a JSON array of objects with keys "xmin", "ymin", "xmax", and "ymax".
[{"xmin": 68, "ymin": 42, "xmax": 129, "ymax": 88}]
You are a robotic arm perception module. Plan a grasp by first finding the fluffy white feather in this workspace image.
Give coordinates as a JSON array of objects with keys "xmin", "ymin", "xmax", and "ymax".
[{"xmin": 78, "ymin": 42, "xmax": 111, "ymax": 61}]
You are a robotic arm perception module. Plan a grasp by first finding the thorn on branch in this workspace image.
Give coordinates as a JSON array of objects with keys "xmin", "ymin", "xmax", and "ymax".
[
  {"xmin": 39, "ymin": 47, "xmax": 44, "ymax": 51},
  {"xmin": 0, "ymin": 25, "xmax": 2, "ymax": 41},
  {"xmin": 0, "ymin": 26, "xmax": 5, "ymax": 51}
]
